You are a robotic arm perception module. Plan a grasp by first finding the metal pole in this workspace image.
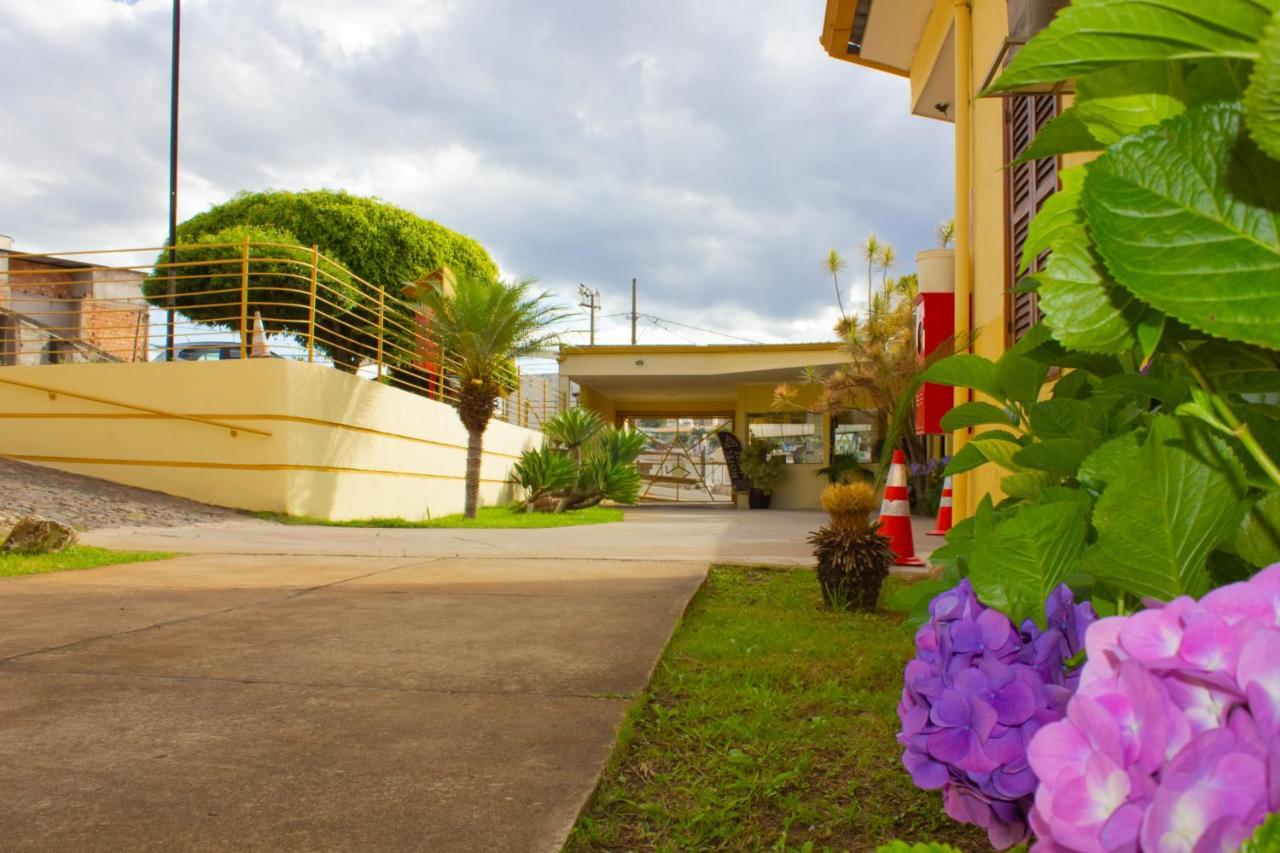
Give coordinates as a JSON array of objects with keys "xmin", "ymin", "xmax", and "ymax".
[
  {"xmin": 239, "ymin": 234, "xmax": 249, "ymax": 360},
  {"xmin": 631, "ymin": 277, "xmax": 637, "ymax": 345},
  {"xmin": 376, "ymin": 286, "xmax": 385, "ymax": 380},
  {"xmin": 165, "ymin": 0, "xmax": 180, "ymax": 361},
  {"xmin": 307, "ymin": 244, "xmax": 318, "ymax": 362}
]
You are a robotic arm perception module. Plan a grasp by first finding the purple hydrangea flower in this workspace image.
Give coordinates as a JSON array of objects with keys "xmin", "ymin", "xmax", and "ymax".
[
  {"xmin": 1026, "ymin": 564, "xmax": 1280, "ymax": 852},
  {"xmin": 898, "ymin": 578, "xmax": 1095, "ymax": 849}
]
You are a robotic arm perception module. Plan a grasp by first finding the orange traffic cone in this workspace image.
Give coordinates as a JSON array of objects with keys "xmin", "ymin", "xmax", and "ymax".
[
  {"xmin": 879, "ymin": 449, "xmax": 925, "ymax": 567},
  {"xmin": 928, "ymin": 476, "xmax": 953, "ymax": 536}
]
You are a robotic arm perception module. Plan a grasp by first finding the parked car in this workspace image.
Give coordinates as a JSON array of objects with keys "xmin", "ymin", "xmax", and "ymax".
[{"xmin": 151, "ymin": 342, "xmax": 279, "ymax": 362}]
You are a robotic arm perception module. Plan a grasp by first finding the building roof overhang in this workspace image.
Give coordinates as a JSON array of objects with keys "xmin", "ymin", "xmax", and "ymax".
[
  {"xmin": 819, "ymin": 0, "xmax": 956, "ymax": 123},
  {"xmin": 559, "ymin": 343, "xmax": 848, "ymax": 407}
]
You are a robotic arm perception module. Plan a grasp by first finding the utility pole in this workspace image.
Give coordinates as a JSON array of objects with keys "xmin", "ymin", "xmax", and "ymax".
[
  {"xmin": 578, "ymin": 283, "xmax": 600, "ymax": 346},
  {"xmin": 165, "ymin": 0, "xmax": 181, "ymax": 361},
  {"xmin": 630, "ymin": 277, "xmax": 637, "ymax": 345}
]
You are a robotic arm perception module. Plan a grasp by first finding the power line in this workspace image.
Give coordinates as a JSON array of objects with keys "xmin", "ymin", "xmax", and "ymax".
[
  {"xmin": 638, "ymin": 313, "xmax": 762, "ymax": 344},
  {"xmin": 645, "ymin": 316, "xmax": 700, "ymax": 345}
]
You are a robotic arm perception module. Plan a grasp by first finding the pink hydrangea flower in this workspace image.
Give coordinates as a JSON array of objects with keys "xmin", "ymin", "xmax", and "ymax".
[
  {"xmin": 898, "ymin": 579, "xmax": 1095, "ymax": 849},
  {"xmin": 1027, "ymin": 564, "xmax": 1280, "ymax": 852}
]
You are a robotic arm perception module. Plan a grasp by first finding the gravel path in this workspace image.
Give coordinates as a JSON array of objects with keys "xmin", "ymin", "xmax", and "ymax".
[{"xmin": 0, "ymin": 457, "xmax": 256, "ymax": 531}]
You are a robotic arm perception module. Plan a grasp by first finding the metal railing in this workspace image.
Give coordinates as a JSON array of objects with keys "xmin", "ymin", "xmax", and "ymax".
[{"xmin": 0, "ymin": 242, "xmax": 563, "ymax": 429}]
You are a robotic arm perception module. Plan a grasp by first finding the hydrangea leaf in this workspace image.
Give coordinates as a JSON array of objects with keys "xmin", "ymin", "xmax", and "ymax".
[
  {"xmin": 1239, "ymin": 811, "xmax": 1280, "ymax": 853},
  {"xmin": 1012, "ymin": 109, "xmax": 1101, "ymax": 166},
  {"xmin": 1074, "ymin": 62, "xmax": 1187, "ymax": 143},
  {"xmin": 1083, "ymin": 102, "xmax": 1280, "ymax": 348},
  {"xmin": 940, "ymin": 401, "xmax": 1020, "ymax": 432},
  {"xmin": 944, "ymin": 442, "xmax": 992, "ymax": 477},
  {"xmin": 1078, "ymin": 431, "xmax": 1143, "ymax": 493},
  {"xmin": 997, "ymin": 352, "xmax": 1051, "ymax": 407},
  {"xmin": 1234, "ymin": 489, "xmax": 1280, "ymax": 567},
  {"xmin": 876, "ymin": 843, "xmax": 964, "ymax": 853},
  {"xmin": 1028, "ymin": 399, "xmax": 1098, "ymax": 441},
  {"xmin": 1083, "ymin": 416, "xmax": 1249, "ymax": 600},
  {"xmin": 1246, "ymin": 8, "xmax": 1280, "ymax": 160},
  {"xmin": 1029, "ymin": 166, "xmax": 1155, "ymax": 355},
  {"xmin": 1020, "ymin": 166, "xmax": 1085, "ymax": 275},
  {"xmin": 1002, "ymin": 470, "xmax": 1061, "ymax": 499},
  {"xmin": 985, "ymin": 0, "xmax": 1278, "ymax": 94},
  {"xmin": 922, "ymin": 354, "xmax": 1004, "ymax": 401},
  {"xmin": 1012, "ymin": 438, "xmax": 1091, "ymax": 476},
  {"xmin": 974, "ymin": 436, "xmax": 1025, "ymax": 472},
  {"xmin": 969, "ymin": 501, "xmax": 1089, "ymax": 628}
]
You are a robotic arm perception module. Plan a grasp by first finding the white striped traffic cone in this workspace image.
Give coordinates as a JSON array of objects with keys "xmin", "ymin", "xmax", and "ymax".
[
  {"xmin": 879, "ymin": 449, "xmax": 925, "ymax": 567},
  {"xmin": 928, "ymin": 476, "xmax": 953, "ymax": 536}
]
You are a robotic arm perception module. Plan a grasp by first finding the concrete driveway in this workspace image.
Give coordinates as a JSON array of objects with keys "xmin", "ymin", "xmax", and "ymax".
[{"xmin": 0, "ymin": 507, "xmax": 940, "ymax": 852}]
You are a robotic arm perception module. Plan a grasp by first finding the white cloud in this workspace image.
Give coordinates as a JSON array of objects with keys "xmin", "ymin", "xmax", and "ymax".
[{"xmin": 0, "ymin": 0, "xmax": 953, "ymax": 346}]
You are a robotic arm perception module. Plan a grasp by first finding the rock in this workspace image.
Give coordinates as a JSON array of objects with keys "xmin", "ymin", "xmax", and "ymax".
[{"xmin": 1, "ymin": 515, "xmax": 78, "ymax": 554}]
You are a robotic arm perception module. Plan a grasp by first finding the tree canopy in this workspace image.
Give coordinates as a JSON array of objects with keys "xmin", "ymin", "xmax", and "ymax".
[{"xmin": 145, "ymin": 190, "xmax": 498, "ymax": 369}]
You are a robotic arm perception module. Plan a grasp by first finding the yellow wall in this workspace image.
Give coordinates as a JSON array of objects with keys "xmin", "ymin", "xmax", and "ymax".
[{"xmin": 0, "ymin": 361, "xmax": 541, "ymax": 521}]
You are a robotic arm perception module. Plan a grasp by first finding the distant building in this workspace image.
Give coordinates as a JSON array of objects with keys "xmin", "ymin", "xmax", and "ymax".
[{"xmin": 0, "ymin": 235, "xmax": 149, "ymax": 365}]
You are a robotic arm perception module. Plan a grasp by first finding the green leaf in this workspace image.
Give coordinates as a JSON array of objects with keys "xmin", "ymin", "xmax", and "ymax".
[
  {"xmin": 1186, "ymin": 58, "xmax": 1253, "ymax": 104},
  {"xmin": 1030, "ymin": 166, "xmax": 1155, "ymax": 355},
  {"xmin": 1234, "ymin": 489, "xmax": 1280, "ymax": 566},
  {"xmin": 975, "ymin": 436, "xmax": 1024, "ymax": 472},
  {"xmin": 887, "ymin": 566, "xmax": 963, "ymax": 628},
  {"xmin": 969, "ymin": 502, "xmax": 1089, "ymax": 628},
  {"xmin": 998, "ymin": 352, "xmax": 1050, "ymax": 408},
  {"xmin": 1246, "ymin": 8, "xmax": 1280, "ymax": 160},
  {"xmin": 1074, "ymin": 62, "xmax": 1187, "ymax": 144},
  {"xmin": 1029, "ymin": 399, "xmax": 1099, "ymax": 441},
  {"xmin": 1083, "ymin": 102, "xmax": 1280, "ymax": 349},
  {"xmin": 944, "ymin": 443, "xmax": 991, "ymax": 477},
  {"xmin": 985, "ymin": 0, "xmax": 1278, "ymax": 94},
  {"xmin": 922, "ymin": 354, "xmax": 1004, "ymax": 401},
  {"xmin": 1013, "ymin": 438, "xmax": 1091, "ymax": 475},
  {"xmin": 940, "ymin": 401, "xmax": 1019, "ymax": 431},
  {"xmin": 1083, "ymin": 416, "xmax": 1249, "ymax": 600},
  {"xmin": 1239, "ymin": 811, "xmax": 1280, "ymax": 853},
  {"xmin": 1190, "ymin": 340, "xmax": 1280, "ymax": 393},
  {"xmin": 969, "ymin": 429, "xmax": 1024, "ymax": 446},
  {"xmin": 1021, "ymin": 166, "xmax": 1086, "ymax": 275},
  {"xmin": 1002, "ymin": 470, "xmax": 1061, "ymax": 499},
  {"xmin": 1013, "ymin": 108, "xmax": 1102, "ymax": 165}
]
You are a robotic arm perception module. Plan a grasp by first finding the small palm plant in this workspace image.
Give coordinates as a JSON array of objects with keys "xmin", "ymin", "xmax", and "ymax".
[
  {"xmin": 417, "ymin": 274, "xmax": 565, "ymax": 518},
  {"xmin": 809, "ymin": 481, "xmax": 894, "ymax": 612},
  {"xmin": 511, "ymin": 446, "xmax": 577, "ymax": 512},
  {"xmin": 511, "ymin": 408, "xmax": 647, "ymax": 513},
  {"xmin": 544, "ymin": 406, "xmax": 605, "ymax": 465}
]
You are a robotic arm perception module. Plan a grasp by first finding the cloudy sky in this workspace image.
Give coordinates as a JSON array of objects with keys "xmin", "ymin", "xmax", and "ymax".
[{"xmin": 0, "ymin": 0, "xmax": 953, "ymax": 347}]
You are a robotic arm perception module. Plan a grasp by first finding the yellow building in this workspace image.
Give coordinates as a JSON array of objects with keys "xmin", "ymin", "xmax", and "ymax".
[
  {"xmin": 560, "ymin": 343, "xmax": 865, "ymax": 509},
  {"xmin": 819, "ymin": 0, "xmax": 1073, "ymax": 520}
]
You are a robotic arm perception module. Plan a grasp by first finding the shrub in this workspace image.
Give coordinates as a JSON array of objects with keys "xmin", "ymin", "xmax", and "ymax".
[{"xmin": 810, "ymin": 481, "xmax": 893, "ymax": 611}]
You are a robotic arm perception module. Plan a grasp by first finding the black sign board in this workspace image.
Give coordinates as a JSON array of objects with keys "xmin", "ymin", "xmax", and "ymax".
[{"xmin": 717, "ymin": 431, "xmax": 752, "ymax": 493}]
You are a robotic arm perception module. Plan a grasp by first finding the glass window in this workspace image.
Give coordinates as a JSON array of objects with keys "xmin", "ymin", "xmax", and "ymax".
[
  {"xmin": 748, "ymin": 412, "xmax": 823, "ymax": 464},
  {"xmin": 833, "ymin": 412, "xmax": 877, "ymax": 464}
]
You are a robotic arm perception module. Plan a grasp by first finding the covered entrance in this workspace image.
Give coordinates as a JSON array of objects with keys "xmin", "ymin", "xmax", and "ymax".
[
  {"xmin": 623, "ymin": 415, "xmax": 734, "ymax": 503},
  {"xmin": 558, "ymin": 342, "xmax": 854, "ymax": 510}
]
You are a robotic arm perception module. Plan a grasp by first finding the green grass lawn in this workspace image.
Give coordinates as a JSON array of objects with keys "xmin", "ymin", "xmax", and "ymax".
[
  {"xmin": 257, "ymin": 505, "xmax": 624, "ymax": 529},
  {"xmin": 0, "ymin": 546, "xmax": 174, "ymax": 579},
  {"xmin": 567, "ymin": 565, "xmax": 986, "ymax": 853}
]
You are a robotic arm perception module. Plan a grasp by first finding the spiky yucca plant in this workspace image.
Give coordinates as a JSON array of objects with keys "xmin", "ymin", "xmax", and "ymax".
[
  {"xmin": 417, "ymin": 274, "xmax": 565, "ymax": 518},
  {"xmin": 809, "ymin": 482, "xmax": 894, "ymax": 612}
]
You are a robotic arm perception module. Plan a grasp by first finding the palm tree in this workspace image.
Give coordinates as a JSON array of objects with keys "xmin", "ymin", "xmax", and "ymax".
[
  {"xmin": 418, "ymin": 274, "xmax": 566, "ymax": 518},
  {"xmin": 859, "ymin": 233, "xmax": 882, "ymax": 317},
  {"xmin": 823, "ymin": 249, "xmax": 849, "ymax": 318},
  {"xmin": 878, "ymin": 244, "xmax": 896, "ymax": 296}
]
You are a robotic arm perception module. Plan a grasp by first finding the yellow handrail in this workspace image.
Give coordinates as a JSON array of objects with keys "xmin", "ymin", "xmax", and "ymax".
[{"xmin": 0, "ymin": 375, "xmax": 272, "ymax": 438}]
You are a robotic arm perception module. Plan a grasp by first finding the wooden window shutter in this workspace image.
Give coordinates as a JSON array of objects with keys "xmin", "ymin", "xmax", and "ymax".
[{"xmin": 1004, "ymin": 94, "xmax": 1058, "ymax": 343}]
